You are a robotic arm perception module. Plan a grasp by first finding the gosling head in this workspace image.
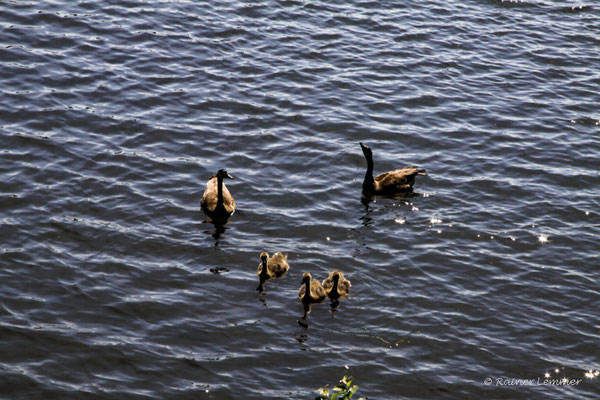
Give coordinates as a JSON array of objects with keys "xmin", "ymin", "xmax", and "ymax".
[
  {"xmin": 331, "ymin": 270, "xmax": 341, "ymax": 282},
  {"xmin": 260, "ymin": 252, "xmax": 269, "ymax": 262},
  {"xmin": 217, "ymin": 169, "xmax": 234, "ymax": 179},
  {"xmin": 359, "ymin": 142, "xmax": 372, "ymax": 158},
  {"xmin": 301, "ymin": 272, "xmax": 312, "ymax": 284}
]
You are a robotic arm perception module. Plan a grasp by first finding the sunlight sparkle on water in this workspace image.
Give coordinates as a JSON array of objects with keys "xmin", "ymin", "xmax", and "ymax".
[
  {"xmin": 395, "ymin": 218, "xmax": 406, "ymax": 225},
  {"xmin": 544, "ymin": 372, "xmax": 550, "ymax": 378},
  {"xmin": 430, "ymin": 217, "xmax": 442, "ymax": 224},
  {"xmin": 585, "ymin": 370, "xmax": 600, "ymax": 379},
  {"xmin": 538, "ymin": 234, "xmax": 549, "ymax": 243},
  {"xmin": 584, "ymin": 371, "xmax": 594, "ymax": 379}
]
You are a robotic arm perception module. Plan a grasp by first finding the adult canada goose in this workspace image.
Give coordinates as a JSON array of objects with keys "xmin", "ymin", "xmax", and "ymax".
[
  {"xmin": 360, "ymin": 142, "xmax": 426, "ymax": 194},
  {"xmin": 322, "ymin": 270, "xmax": 351, "ymax": 300},
  {"xmin": 298, "ymin": 272, "xmax": 326, "ymax": 304},
  {"xmin": 257, "ymin": 251, "xmax": 290, "ymax": 281},
  {"xmin": 201, "ymin": 169, "xmax": 235, "ymax": 218}
]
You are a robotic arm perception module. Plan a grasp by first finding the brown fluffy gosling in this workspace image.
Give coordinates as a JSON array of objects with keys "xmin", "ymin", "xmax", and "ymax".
[
  {"xmin": 298, "ymin": 272, "xmax": 326, "ymax": 303},
  {"xmin": 257, "ymin": 251, "xmax": 290, "ymax": 281},
  {"xmin": 322, "ymin": 270, "xmax": 351, "ymax": 300}
]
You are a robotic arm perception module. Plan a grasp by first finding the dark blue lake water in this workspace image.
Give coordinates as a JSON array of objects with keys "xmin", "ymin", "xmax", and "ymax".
[{"xmin": 1, "ymin": 0, "xmax": 599, "ymax": 399}]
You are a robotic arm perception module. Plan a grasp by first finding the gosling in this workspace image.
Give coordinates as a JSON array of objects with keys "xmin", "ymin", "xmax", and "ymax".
[
  {"xmin": 257, "ymin": 251, "xmax": 290, "ymax": 281},
  {"xmin": 200, "ymin": 169, "xmax": 235, "ymax": 218},
  {"xmin": 298, "ymin": 272, "xmax": 326, "ymax": 304},
  {"xmin": 360, "ymin": 142, "xmax": 426, "ymax": 194},
  {"xmin": 322, "ymin": 270, "xmax": 351, "ymax": 300}
]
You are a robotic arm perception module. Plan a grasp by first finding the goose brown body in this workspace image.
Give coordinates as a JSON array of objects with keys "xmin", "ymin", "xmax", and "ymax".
[
  {"xmin": 322, "ymin": 270, "xmax": 351, "ymax": 300},
  {"xmin": 298, "ymin": 272, "xmax": 326, "ymax": 303},
  {"xmin": 360, "ymin": 142, "xmax": 426, "ymax": 194},
  {"xmin": 201, "ymin": 169, "xmax": 235, "ymax": 217}
]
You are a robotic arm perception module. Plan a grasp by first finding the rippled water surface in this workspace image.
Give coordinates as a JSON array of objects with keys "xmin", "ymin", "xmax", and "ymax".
[{"xmin": 1, "ymin": 0, "xmax": 599, "ymax": 399}]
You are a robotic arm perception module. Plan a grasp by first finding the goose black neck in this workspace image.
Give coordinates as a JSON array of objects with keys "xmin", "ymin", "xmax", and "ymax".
[
  {"xmin": 216, "ymin": 174, "xmax": 224, "ymax": 206},
  {"xmin": 259, "ymin": 258, "xmax": 269, "ymax": 280},
  {"xmin": 331, "ymin": 276, "xmax": 340, "ymax": 295},
  {"xmin": 363, "ymin": 153, "xmax": 374, "ymax": 190},
  {"xmin": 302, "ymin": 278, "xmax": 311, "ymax": 301}
]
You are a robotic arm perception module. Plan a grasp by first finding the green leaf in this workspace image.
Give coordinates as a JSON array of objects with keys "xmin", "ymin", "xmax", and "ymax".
[{"xmin": 330, "ymin": 393, "xmax": 341, "ymax": 400}]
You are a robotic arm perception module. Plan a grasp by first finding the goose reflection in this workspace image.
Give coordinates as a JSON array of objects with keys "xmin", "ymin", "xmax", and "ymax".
[
  {"xmin": 361, "ymin": 188, "xmax": 420, "ymax": 208},
  {"xmin": 203, "ymin": 219, "xmax": 228, "ymax": 248},
  {"xmin": 297, "ymin": 301, "xmax": 313, "ymax": 329},
  {"xmin": 359, "ymin": 203, "xmax": 373, "ymax": 227}
]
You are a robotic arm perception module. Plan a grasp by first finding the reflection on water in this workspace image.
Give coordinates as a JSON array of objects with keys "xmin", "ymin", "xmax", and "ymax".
[
  {"xmin": 256, "ymin": 292, "xmax": 268, "ymax": 308},
  {"xmin": 359, "ymin": 204, "xmax": 374, "ymax": 226},
  {"xmin": 329, "ymin": 299, "xmax": 341, "ymax": 316},
  {"xmin": 256, "ymin": 280, "xmax": 266, "ymax": 294},
  {"xmin": 203, "ymin": 218, "xmax": 229, "ymax": 247}
]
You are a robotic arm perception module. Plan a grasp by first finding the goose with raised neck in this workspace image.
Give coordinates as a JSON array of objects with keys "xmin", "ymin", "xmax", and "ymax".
[
  {"xmin": 360, "ymin": 142, "xmax": 426, "ymax": 194},
  {"xmin": 201, "ymin": 169, "xmax": 235, "ymax": 218}
]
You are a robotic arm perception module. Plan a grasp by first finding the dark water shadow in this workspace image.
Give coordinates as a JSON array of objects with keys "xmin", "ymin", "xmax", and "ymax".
[{"xmin": 209, "ymin": 266, "xmax": 230, "ymax": 274}]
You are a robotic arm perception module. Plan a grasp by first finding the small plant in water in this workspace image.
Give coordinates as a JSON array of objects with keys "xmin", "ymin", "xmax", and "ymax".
[{"xmin": 315, "ymin": 376, "xmax": 367, "ymax": 400}]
